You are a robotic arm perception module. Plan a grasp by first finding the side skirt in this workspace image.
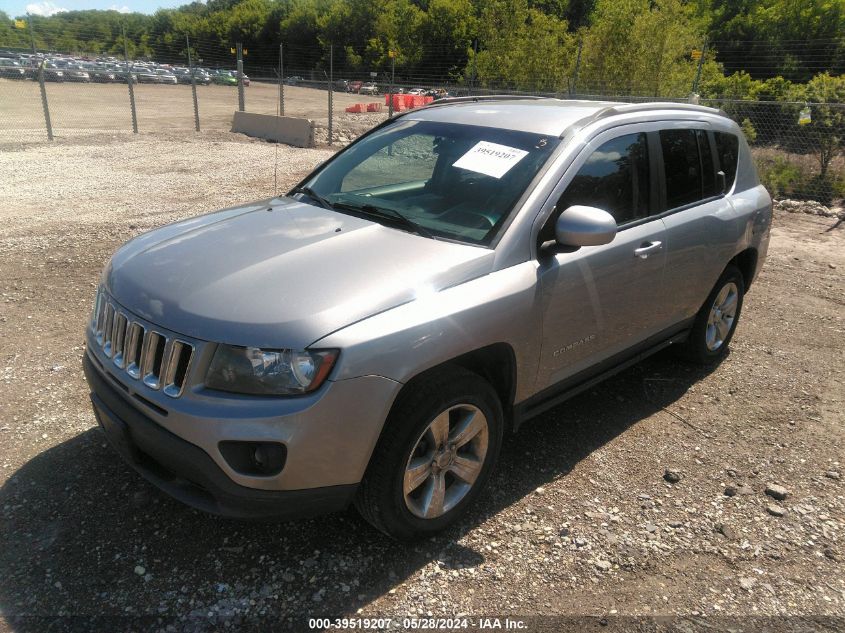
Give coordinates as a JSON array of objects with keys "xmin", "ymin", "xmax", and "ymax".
[{"xmin": 512, "ymin": 320, "xmax": 693, "ymax": 430}]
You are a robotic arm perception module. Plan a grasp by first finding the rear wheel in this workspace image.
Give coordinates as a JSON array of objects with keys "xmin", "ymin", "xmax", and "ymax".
[
  {"xmin": 677, "ymin": 265, "xmax": 744, "ymax": 364},
  {"xmin": 355, "ymin": 367, "xmax": 503, "ymax": 540}
]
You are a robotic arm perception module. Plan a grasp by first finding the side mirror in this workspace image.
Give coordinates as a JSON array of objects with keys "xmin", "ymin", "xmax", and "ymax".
[{"xmin": 555, "ymin": 205, "xmax": 617, "ymax": 247}]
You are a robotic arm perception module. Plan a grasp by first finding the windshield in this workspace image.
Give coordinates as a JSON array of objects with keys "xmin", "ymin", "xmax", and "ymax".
[{"xmin": 298, "ymin": 119, "xmax": 559, "ymax": 245}]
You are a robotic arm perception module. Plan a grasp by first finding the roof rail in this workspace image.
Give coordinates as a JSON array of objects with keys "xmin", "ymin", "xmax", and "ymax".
[
  {"xmin": 593, "ymin": 101, "xmax": 728, "ymax": 120},
  {"xmin": 413, "ymin": 94, "xmax": 550, "ymax": 112}
]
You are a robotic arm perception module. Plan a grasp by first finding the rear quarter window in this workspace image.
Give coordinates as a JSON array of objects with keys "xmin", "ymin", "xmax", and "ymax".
[{"xmin": 714, "ymin": 132, "xmax": 739, "ymax": 191}]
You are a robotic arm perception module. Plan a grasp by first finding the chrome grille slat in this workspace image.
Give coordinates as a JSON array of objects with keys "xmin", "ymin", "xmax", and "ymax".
[
  {"xmin": 112, "ymin": 313, "xmax": 128, "ymax": 368},
  {"xmin": 125, "ymin": 323, "xmax": 144, "ymax": 379},
  {"xmin": 141, "ymin": 331, "xmax": 164, "ymax": 390},
  {"xmin": 102, "ymin": 303, "xmax": 115, "ymax": 357},
  {"xmin": 162, "ymin": 340, "xmax": 194, "ymax": 398},
  {"xmin": 90, "ymin": 289, "xmax": 194, "ymax": 398}
]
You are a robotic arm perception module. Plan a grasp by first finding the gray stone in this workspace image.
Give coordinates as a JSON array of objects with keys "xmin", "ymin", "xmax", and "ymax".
[
  {"xmin": 766, "ymin": 504, "xmax": 786, "ymax": 517},
  {"xmin": 765, "ymin": 483, "xmax": 789, "ymax": 501}
]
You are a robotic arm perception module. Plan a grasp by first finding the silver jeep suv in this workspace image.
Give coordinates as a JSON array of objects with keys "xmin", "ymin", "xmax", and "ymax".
[{"xmin": 84, "ymin": 97, "xmax": 771, "ymax": 539}]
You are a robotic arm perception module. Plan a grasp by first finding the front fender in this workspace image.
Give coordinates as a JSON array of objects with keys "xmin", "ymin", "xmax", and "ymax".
[{"xmin": 313, "ymin": 262, "xmax": 543, "ymax": 403}]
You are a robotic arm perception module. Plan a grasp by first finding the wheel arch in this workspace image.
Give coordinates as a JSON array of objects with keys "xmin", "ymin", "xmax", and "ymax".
[
  {"xmin": 387, "ymin": 343, "xmax": 517, "ymax": 432},
  {"xmin": 730, "ymin": 247, "xmax": 758, "ymax": 291}
]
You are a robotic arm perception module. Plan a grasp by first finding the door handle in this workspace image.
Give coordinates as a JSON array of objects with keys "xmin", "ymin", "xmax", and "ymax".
[{"xmin": 633, "ymin": 241, "xmax": 663, "ymax": 259}]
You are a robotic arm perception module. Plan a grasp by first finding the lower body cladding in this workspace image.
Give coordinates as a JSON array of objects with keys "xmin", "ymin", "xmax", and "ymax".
[{"xmin": 82, "ymin": 352, "xmax": 401, "ymax": 518}]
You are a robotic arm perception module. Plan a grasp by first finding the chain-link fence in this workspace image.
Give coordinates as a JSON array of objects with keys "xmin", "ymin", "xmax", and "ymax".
[{"xmin": 1, "ymin": 30, "xmax": 843, "ymax": 205}]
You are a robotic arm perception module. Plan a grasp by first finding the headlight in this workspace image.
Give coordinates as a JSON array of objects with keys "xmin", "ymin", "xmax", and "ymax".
[{"xmin": 205, "ymin": 345, "xmax": 339, "ymax": 396}]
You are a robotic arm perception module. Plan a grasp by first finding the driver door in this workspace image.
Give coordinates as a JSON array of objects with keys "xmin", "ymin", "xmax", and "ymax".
[{"xmin": 534, "ymin": 127, "xmax": 672, "ymax": 391}]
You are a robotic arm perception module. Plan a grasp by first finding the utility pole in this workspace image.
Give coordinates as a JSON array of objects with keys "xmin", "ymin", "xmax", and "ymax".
[
  {"xmin": 236, "ymin": 42, "xmax": 245, "ymax": 111},
  {"xmin": 122, "ymin": 23, "xmax": 138, "ymax": 133},
  {"xmin": 186, "ymin": 34, "xmax": 200, "ymax": 132},
  {"xmin": 28, "ymin": 13, "xmax": 36, "ymax": 53}
]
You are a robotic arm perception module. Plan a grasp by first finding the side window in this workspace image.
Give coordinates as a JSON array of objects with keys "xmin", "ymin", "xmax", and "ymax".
[
  {"xmin": 697, "ymin": 130, "xmax": 717, "ymax": 198},
  {"xmin": 660, "ymin": 129, "xmax": 701, "ymax": 209},
  {"xmin": 555, "ymin": 132, "xmax": 650, "ymax": 226},
  {"xmin": 714, "ymin": 132, "xmax": 739, "ymax": 191}
]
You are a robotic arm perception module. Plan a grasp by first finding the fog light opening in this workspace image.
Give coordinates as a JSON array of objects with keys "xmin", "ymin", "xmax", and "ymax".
[{"xmin": 219, "ymin": 441, "xmax": 287, "ymax": 477}]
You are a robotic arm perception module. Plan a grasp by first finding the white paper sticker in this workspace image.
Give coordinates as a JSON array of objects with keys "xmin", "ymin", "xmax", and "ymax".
[{"xmin": 452, "ymin": 141, "xmax": 529, "ymax": 179}]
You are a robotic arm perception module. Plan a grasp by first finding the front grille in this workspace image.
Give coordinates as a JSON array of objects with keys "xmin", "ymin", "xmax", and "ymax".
[{"xmin": 92, "ymin": 290, "xmax": 194, "ymax": 398}]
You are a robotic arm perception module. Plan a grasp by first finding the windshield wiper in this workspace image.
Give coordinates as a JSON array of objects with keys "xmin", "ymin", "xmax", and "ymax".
[
  {"xmin": 333, "ymin": 201, "xmax": 436, "ymax": 240},
  {"xmin": 288, "ymin": 185, "xmax": 335, "ymax": 210}
]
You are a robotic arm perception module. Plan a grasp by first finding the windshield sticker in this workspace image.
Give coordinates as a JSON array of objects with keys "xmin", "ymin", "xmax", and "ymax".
[{"xmin": 452, "ymin": 141, "xmax": 529, "ymax": 179}]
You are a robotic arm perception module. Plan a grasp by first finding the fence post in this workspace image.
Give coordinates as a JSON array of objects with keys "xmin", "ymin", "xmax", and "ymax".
[
  {"xmin": 691, "ymin": 37, "xmax": 708, "ymax": 99},
  {"xmin": 28, "ymin": 15, "xmax": 53, "ymax": 141},
  {"xmin": 388, "ymin": 51, "xmax": 395, "ymax": 118},
  {"xmin": 279, "ymin": 43, "xmax": 285, "ymax": 117},
  {"xmin": 328, "ymin": 44, "xmax": 333, "ymax": 146},
  {"xmin": 122, "ymin": 24, "xmax": 138, "ymax": 133},
  {"xmin": 470, "ymin": 39, "xmax": 478, "ymax": 95},
  {"xmin": 187, "ymin": 34, "xmax": 200, "ymax": 132},
  {"xmin": 571, "ymin": 37, "xmax": 583, "ymax": 98},
  {"xmin": 236, "ymin": 42, "xmax": 245, "ymax": 112},
  {"xmin": 37, "ymin": 64, "xmax": 54, "ymax": 141}
]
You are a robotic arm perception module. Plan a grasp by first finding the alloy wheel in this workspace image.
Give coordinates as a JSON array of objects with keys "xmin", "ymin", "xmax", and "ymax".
[{"xmin": 403, "ymin": 404, "xmax": 489, "ymax": 519}]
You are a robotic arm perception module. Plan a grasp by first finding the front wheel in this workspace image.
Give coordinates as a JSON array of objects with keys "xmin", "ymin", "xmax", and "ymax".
[
  {"xmin": 355, "ymin": 367, "xmax": 503, "ymax": 540},
  {"xmin": 677, "ymin": 265, "xmax": 745, "ymax": 364}
]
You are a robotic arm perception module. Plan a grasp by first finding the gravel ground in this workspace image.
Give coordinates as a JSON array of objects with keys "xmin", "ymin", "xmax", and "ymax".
[{"xmin": 0, "ymin": 132, "xmax": 843, "ymax": 633}]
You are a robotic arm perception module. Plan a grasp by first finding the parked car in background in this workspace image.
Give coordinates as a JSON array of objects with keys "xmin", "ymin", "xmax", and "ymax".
[
  {"xmin": 154, "ymin": 68, "xmax": 177, "ymax": 84},
  {"xmin": 173, "ymin": 68, "xmax": 211, "ymax": 85},
  {"xmin": 85, "ymin": 64, "xmax": 118, "ymax": 83},
  {"xmin": 284, "ymin": 75, "xmax": 303, "ymax": 86},
  {"xmin": 133, "ymin": 67, "xmax": 160, "ymax": 84},
  {"xmin": 360, "ymin": 81, "xmax": 379, "ymax": 95},
  {"xmin": 63, "ymin": 65, "xmax": 91, "ymax": 82},
  {"xmin": 348, "ymin": 80, "xmax": 363, "ymax": 93},
  {"xmin": 213, "ymin": 71, "xmax": 238, "ymax": 86},
  {"xmin": 227, "ymin": 70, "xmax": 249, "ymax": 86},
  {"xmin": 334, "ymin": 79, "xmax": 350, "ymax": 92},
  {"xmin": 82, "ymin": 98, "xmax": 772, "ymax": 539},
  {"xmin": 407, "ymin": 87, "xmax": 426, "ymax": 96},
  {"xmin": 0, "ymin": 58, "xmax": 26, "ymax": 79},
  {"xmin": 41, "ymin": 62, "xmax": 65, "ymax": 82}
]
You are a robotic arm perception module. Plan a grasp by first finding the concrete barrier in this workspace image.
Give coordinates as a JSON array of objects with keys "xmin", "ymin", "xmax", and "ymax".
[{"xmin": 231, "ymin": 111, "xmax": 315, "ymax": 148}]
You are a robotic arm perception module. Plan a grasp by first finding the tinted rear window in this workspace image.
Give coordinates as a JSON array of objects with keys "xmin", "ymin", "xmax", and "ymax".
[
  {"xmin": 714, "ymin": 132, "xmax": 739, "ymax": 191},
  {"xmin": 697, "ymin": 130, "xmax": 717, "ymax": 198},
  {"xmin": 660, "ymin": 130, "xmax": 702, "ymax": 209}
]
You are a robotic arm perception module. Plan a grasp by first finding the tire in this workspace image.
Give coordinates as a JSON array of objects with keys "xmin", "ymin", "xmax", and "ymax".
[
  {"xmin": 354, "ymin": 366, "xmax": 503, "ymax": 540},
  {"xmin": 677, "ymin": 264, "xmax": 745, "ymax": 364}
]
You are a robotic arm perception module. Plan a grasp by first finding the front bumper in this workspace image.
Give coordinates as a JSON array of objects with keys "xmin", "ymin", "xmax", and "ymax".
[{"xmin": 85, "ymin": 353, "xmax": 359, "ymax": 518}]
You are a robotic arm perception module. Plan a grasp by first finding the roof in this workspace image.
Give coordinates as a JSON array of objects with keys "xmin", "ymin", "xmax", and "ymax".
[{"xmin": 401, "ymin": 97, "xmax": 726, "ymax": 137}]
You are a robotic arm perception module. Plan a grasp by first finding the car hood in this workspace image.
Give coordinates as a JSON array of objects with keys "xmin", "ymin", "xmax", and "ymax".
[{"xmin": 104, "ymin": 197, "xmax": 495, "ymax": 349}]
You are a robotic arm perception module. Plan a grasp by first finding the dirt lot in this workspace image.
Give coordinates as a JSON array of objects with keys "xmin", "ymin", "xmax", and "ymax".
[
  {"xmin": 0, "ymin": 78, "xmax": 383, "ymax": 143},
  {"xmin": 0, "ymin": 132, "xmax": 843, "ymax": 632}
]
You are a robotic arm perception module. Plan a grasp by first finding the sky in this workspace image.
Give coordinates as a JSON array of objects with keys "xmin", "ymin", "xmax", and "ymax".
[{"xmin": 0, "ymin": 0, "xmax": 187, "ymax": 18}]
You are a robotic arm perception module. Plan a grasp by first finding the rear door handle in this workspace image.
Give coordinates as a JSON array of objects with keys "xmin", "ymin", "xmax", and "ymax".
[{"xmin": 634, "ymin": 241, "xmax": 663, "ymax": 259}]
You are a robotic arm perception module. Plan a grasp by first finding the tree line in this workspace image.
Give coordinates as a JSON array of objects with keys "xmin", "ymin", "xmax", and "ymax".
[{"xmin": 1, "ymin": 0, "xmax": 844, "ymax": 97}]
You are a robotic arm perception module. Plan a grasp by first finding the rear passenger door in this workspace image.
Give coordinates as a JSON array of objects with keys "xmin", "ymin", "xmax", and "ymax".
[{"xmin": 658, "ymin": 126, "xmax": 741, "ymax": 324}]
